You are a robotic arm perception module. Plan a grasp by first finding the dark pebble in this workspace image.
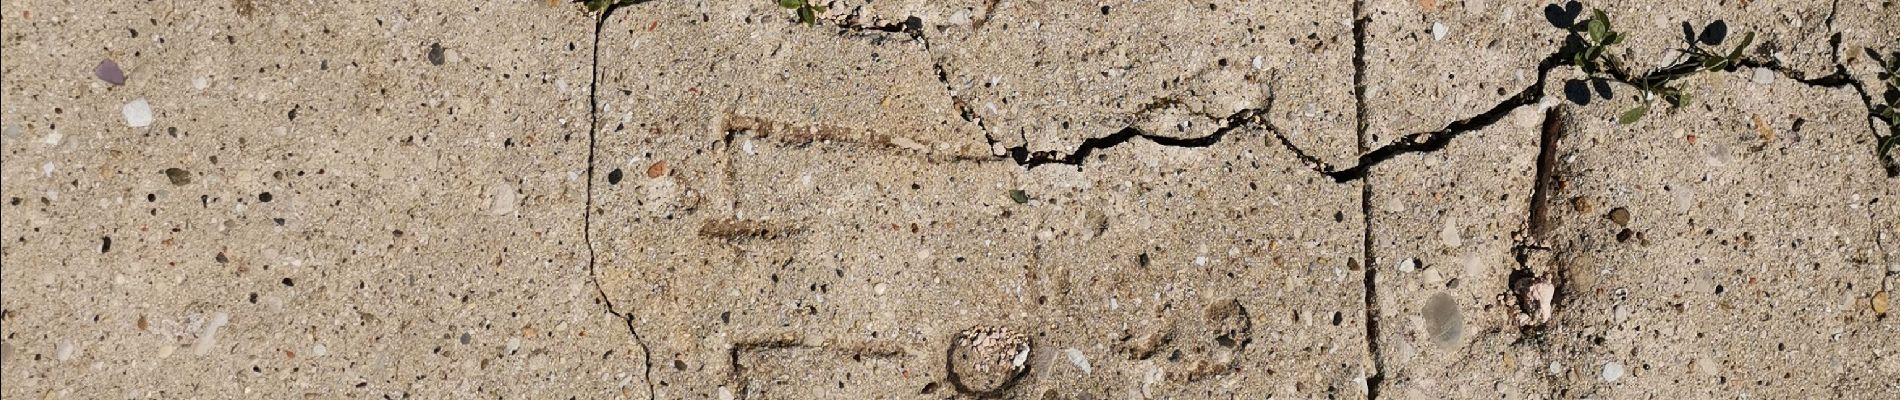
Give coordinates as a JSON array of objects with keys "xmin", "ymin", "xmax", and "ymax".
[
  {"xmin": 427, "ymin": 43, "xmax": 446, "ymax": 66},
  {"xmin": 163, "ymin": 168, "xmax": 192, "ymax": 185}
]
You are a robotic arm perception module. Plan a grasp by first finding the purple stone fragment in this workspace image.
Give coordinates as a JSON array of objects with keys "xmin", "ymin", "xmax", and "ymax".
[{"xmin": 95, "ymin": 59, "xmax": 125, "ymax": 86}]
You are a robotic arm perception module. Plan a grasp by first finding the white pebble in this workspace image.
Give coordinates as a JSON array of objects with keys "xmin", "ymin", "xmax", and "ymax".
[
  {"xmin": 193, "ymin": 311, "xmax": 229, "ymax": 356},
  {"xmin": 56, "ymin": 340, "xmax": 76, "ymax": 361},
  {"xmin": 311, "ymin": 343, "xmax": 328, "ymax": 357},
  {"xmin": 123, "ymin": 98, "xmax": 154, "ymax": 127},
  {"xmin": 1432, "ymin": 21, "xmax": 1449, "ymax": 41},
  {"xmin": 1752, "ymin": 67, "xmax": 1775, "ymax": 85},
  {"xmin": 1397, "ymin": 258, "xmax": 1418, "ymax": 273},
  {"xmin": 948, "ymin": 10, "xmax": 972, "ymax": 26},
  {"xmin": 1601, "ymin": 361, "xmax": 1625, "ymax": 382},
  {"xmin": 1252, "ymin": 56, "xmax": 1264, "ymax": 70},
  {"xmin": 41, "ymin": 162, "xmax": 55, "ymax": 177},
  {"xmin": 192, "ymin": 77, "xmax": 209, "ymax": 90},
  {"xmin": 42, "ymin": 131, "xmax": 62, "ymax": 145},
  {"xmin": 505, "ymin": 337, "xmax": 522, "ymax": 354},
  {"xmin": 1439, "ymin": 217, "xmax": 1462, "ymax": 248},
  {"xmin": 491, "ymin": 182, "xmax": 518, "ymax": 215},
  {"xmin": 1064, "ymin": 348, "xmax": 1092, "ymax": 374},
  {"xmin": 1194, "ymin": 256, "xmax": 1208, "ymax": 266}
]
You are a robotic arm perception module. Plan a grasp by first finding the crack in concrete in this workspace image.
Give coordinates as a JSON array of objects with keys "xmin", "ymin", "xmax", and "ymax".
[
  {"xmin": 1319, "ymin": 36, "xmax": 1894, "ymax": 182},
  {"xmin": 807, "ymin": 2, "xmax": 1895, "ymax": 181},
  {"xmin": 1005, "ymin": 103, "xmax": 1276, "ymax": 168},
  {"xmin": 587, "ymin": 3, "xmax": 657, "ymax": 399},
  {"xmin": 1350, "ymin": 1, "xmax": 1386, "ymax": 398}
]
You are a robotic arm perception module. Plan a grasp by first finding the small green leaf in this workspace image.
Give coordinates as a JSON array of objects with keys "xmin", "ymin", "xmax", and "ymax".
[
  {"xmin": 798, "ymin": 6, "xmax": 815, "ymax": 25},
  {"xmin": 1587, "ymin": 18, "xmax": 1607, "ymax": 43},
  {"xmin": 1593, "ymin": 9, "xmax": 1611, "ymax": 34},
  {"xmin": 779, "ymin": 0, "xmax": 804, "ymax": 9},
  {"xmin": 1727, "ymin": 32, "xmax": 1754, "ymax": 64},
  {"xmin": 1701, "ymin": 55, "xmax": 1723, "ymax": 71},
  {"xmin": 1008, "ymin": 189, "xmax": 1029, "ymax": 204},
  {"xmin": 584, "ymin": 0, "xmax": 611, "ymax": 13},
  {"xmin": 811, "ymin": 4, "xmax": 826, "ymax": 12},
  {"xmin": 1619, "ymin": 105, "xmax": 1648, "ymax": 125}
]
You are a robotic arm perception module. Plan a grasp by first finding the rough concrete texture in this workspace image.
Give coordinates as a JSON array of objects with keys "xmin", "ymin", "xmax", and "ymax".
[{"xmin": 4, "ymin": 1, "xmax": 1897, "ymax": 399}]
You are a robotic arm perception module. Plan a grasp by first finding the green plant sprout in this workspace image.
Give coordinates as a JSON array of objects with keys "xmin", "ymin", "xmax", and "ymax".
[
  {"xmin": 580, "ymin": 0, "xmax": 637, "ymax": 15},
  {"xmin": 1867, "ymin": 48, "xmax": 1900, "ymax": 174},
  {"xmin": 1569, "ymin": 9, "xmax": 1754, "ymax": 125},
  {"xmin": 778, "ymin": 0, "xmax": 826, "ymax": 25}
]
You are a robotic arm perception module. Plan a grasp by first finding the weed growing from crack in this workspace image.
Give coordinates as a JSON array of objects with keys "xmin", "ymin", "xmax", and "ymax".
[
  {"xmin": 579, "ymin": 0, "xmax": 638, "ymax": 15},
  {"xmin": 778, "ymin": 0, "xmax": 827, "ymax": 25},
  {"xmin": 1867, "ymin": 48, "xmax": 1900, "ymax": 174},
  {"xmin": 1567, "ymin": 8, "xmax": 1754, "ymax": 125}
]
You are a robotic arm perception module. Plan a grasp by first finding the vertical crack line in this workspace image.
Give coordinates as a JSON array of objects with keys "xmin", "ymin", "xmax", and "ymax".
[
  {"xmin": 586, "ymin": 5, "xmax": 656, "ymax": 400},
  {"xmin": 1351, "ymin": 1, "xmax": 1384, "ymax": 399},
  {"xmin": 1525, "ymin": 106, "xmax": 1566, "ymax": 245}
]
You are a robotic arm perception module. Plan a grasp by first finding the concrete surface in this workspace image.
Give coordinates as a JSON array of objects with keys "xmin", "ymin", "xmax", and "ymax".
[{"xmin": 3, "ymin": 0, "xmax": 1896, "ymax": 399}]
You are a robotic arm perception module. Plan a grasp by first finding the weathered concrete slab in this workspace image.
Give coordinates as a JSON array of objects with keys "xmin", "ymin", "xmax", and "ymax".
[
  {"xmin": 591, "ymin": 5, "xmax": 1370, "ymax": 397},
  {"xmin": 1531, "ymin": 74, "xmax": 1896, "ymax": 398},
  {"xmin": 2, "ymin": 0, "xmax": 1895, "ymax": 398},
  {"xmin": 1, "ymin": 1, "xmax": 647, "ymax": 398},
  {"xmin": 1367, "ymin": 103, "xmax": 1554, "ymax": 399},
  {"xmin": 1368, "ymin": 63, "xmax": 1898, "ymax": 398}
]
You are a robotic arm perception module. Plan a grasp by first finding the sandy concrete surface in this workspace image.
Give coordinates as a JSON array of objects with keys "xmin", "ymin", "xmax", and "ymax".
[{"xmin": 3, "ymin": 0, "xmax": 1896, "ymax": 399}]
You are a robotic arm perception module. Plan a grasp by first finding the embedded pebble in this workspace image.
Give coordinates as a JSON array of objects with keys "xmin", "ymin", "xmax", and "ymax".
[
  {"xmin": 123, "ymin": 98, "xmax": 154, "ymax": 127},
  {"xmin": 491, "ymin": 182, "xmax": 518, "ymax": 215},
  {"xmin": 1607, "ymin": 207, "xmax": 1631, "ymax": 226},
  {"xmin": 192, "ymin": 311, "xmax": 229, "ymax": 356},
  {"xmin": 1397, "ymin": 258, "xmax": 1418, "ymax": 273},
  {"xmin": 164, "ymin": 167, "xmax": 192, "ymax": 185},
  {"xmin": 428, "ymin": 43, "xmax": 447, "ymax": 66},
  {"xmin": 1601, "ymin": 361, "xmax": 1625, "ymax": 382},
  {"xmin": 95, "ymin": 59, "xmax": 125, "ymax": 85},
  {"xmin": 1432, "ymin": 21, "xmax": 1448, "ymax": 41},
  {"xmin": 646, "ymin": 161, "xmax": 669, "ymax": 178},
  {"xmin": 1439, "ymin": 216, "xmax": 1462, "ymax": 248},
  {"xmin": 948, "ymin": 325, "xmax": 1031, "ymax": 393},
  {"xmin": 1064, "ymin": 348, "xmax": 1092, "ymax": 374},
  {"xmin": 192, "ymin": 76, "xmax": 209, "ymax": 90},
  {"xmin": 1873, "ymin": 291, "xmax": 1890, "ymax": 315},
  {"xmin": 1703, "ymin": 143, "xmax": 1733, "ymax": 166},
  {"xmin": 1752, "ymin": 67, "xmax": 1775, "ymax": 84},
  {"xmin": 56, "ymin": 340, "xmax": 76, "ymax": 361},
  {"xmin": 1424, "ymin": 292, "xmax": 1464, "ymax": 346}
]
